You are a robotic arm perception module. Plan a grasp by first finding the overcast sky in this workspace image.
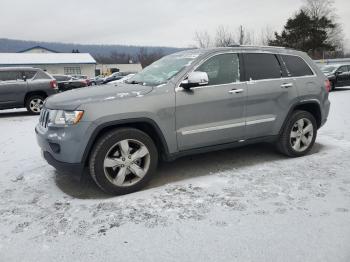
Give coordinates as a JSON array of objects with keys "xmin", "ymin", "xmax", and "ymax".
[{"xmin": 0, "ymin": 0, "xmax": 349, "ymax": 49}]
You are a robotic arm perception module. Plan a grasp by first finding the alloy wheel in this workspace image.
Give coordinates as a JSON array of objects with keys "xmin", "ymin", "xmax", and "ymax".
[
  {"xmin": 290, "ymin": 118, "xmax": 314, "ymax": 152},
  {"xmin": 29, "ymin": 98, "xmax": 44, "ymax": 113},
  {"xmin": 103, "ymin": 139, "xmax": 150, "ymax": 187}
]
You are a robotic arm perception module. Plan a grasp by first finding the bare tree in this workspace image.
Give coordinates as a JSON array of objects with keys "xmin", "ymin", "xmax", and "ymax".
[
  {"xmin": 259, "ymin": 26, "xmax": 275, "ymax": 46},
  {"xmin": 303, "ymin": 0, "xmax": 344, "ymax": 53},
  {"xmin": 137, "ymin": 47, "xmax": 164, "ymax": 68},
  {"xmin": 194, "ymin": 31, "xmax": 212, "ymax": 48},
  {"xmin": 215, "ymin": 25, "xmax": 236, "ymax": 47}
]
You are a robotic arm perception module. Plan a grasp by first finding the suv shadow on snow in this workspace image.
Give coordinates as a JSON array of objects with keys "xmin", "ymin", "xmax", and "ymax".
[
  {"xmin": 0, "ymin": 110, "xmax": 32, "ymax": 118},
  {"xmin": 55, "ymin": 141, "xmax": 325, "ymax": 199}
]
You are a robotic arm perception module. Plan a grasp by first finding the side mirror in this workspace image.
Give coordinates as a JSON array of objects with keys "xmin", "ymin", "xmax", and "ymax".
[
  {"xmin": 336, "ymin": 70, "xmax": 343, "ymax": 75},
  {"xmin": 180, "ymin": 71, "xmax": 209, "ymax": 89},
  {"xmin": 22, "ymin": 75, "xmax": 27, "ymax": 81}
]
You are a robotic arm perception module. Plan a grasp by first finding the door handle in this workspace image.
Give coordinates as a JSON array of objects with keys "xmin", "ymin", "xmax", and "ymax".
[
  {"xmin": 229, "ymin": 88, "xmax": 244, "ymax": 94},
  {"xmin": 281, "ymin": 83, "xmax": 293, "ymax": 88}
]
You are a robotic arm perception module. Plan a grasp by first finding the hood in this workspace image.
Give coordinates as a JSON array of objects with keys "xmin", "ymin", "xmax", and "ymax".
[{"xmin": 45, "ymin": 83, "xmax": 153, "ymax": 110}]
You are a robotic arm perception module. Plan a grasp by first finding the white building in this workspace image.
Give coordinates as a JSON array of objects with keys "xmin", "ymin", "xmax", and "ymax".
[
  {"xmin": 0, "ymin": 53, "xmax": 97, "ymax": 77},
  {"xmin": 95, "ymin": 63, "xmax": 143, "ymax": 76}
]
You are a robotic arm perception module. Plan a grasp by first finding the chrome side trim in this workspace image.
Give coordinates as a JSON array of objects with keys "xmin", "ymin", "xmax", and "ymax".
[
  {"xmin": 246, "ymin": 117, "xmax": 276, "ymax": 125},
  {"xmin": 180, "ymin": 116, "xmax": 276, "ymax": 135},
  {"xmin": 181, "ymin": 122, "xmax": 245, "ymax": 135}
]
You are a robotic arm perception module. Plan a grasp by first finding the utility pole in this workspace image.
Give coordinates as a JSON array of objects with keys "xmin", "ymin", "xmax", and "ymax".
[{"xmin": 239, "ymin": 25, "xmax": 244, "ymax": 45}]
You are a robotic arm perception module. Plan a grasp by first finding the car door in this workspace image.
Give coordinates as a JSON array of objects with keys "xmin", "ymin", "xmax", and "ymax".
[
  {"xmin": 0, "ymin": 70, "xmax": 28, "ymax": 108},
  {"xmin": 175, "ymin": 53, "xmax": 247, "ymax": 150},
  {"xmin": 243, "ymin": 53, "xmax": 299, "ymax": 139},
  {"xmin": 336, "ymin": 65, "xmax": 348, "ymax": 86}
]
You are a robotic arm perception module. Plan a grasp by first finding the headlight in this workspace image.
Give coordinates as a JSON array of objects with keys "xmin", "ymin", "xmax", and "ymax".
[{"xmin": 50, "ymin": 110, "xmax": 84, "ymax": 126}]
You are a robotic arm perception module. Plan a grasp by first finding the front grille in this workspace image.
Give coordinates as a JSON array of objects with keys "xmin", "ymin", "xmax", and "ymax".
[{"xmin": 39, "ymin": 108, "xmax": 50, "ymax": 128}]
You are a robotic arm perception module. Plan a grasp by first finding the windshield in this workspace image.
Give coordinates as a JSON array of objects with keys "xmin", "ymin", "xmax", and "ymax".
[
  {"xmin": 127, "ymin": 51, "xmax": 202, "ymax": 86},
  {"xmin": 321, "ymin": 65, "xmax": 337, "ymax": 73}
]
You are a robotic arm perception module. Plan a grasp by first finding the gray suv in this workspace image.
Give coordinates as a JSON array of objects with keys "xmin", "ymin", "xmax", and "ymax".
[
  {"xmin": 35, "ymin": 47, "xmax": 330, "ymax": 195},
  {"xmin": 0, "ymin": 67, "xmax": 58, "ymax": 114}
]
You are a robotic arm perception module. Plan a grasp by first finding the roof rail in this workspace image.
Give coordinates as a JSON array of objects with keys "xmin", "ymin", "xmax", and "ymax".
[{"xmin": 239, "ymin": 45, "xmax": 286, "ymax": 49}]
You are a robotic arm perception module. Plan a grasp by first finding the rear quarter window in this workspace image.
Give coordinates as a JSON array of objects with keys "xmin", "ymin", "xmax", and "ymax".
[
  {"xmin": 244, "ymin": 53, "xmax": 282, "ymax": 81},
  {"xmin": 34, "ymin": 70, "xmax": 51, "ymax": 80},
  {"xmin": 281, "ymin": 55, "xmax": 314, "ymax": 77}
]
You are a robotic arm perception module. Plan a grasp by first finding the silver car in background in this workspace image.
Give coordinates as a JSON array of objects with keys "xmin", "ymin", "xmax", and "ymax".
[{"xmin": 0, "ymin": 67, "xmax": 58, "ymax": 114}]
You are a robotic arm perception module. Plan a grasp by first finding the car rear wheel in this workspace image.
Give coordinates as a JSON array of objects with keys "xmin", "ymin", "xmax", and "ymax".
[
  {"xmin": 89, "ymin": 128, "xmax": 158, "ymax": 195},
  {"xmin": 26, "ymin": 95, "xmax": 45, "ymax": 114},
  {"xmin": 277, "ymin": 110, "xmax": 317, "ymax": 157}
]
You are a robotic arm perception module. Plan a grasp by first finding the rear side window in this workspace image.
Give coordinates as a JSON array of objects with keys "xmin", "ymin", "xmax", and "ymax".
[
  {"xmin": 0, "ymin": 71, "xmax": 22, "ymax": 81},
  {"xmin": 244, "ymin": 53, "xmax": 282, "ymax": 80},
  {"xmin": 23, "ymin": 71, "xmax": 36, "ymax": 79},
  {"xmin": 281, "ymin": 55, "xmax": 314, "ymax": 77},
  {"xmin": 195, "ymin": 53, "xmax": 240, "ymax": 86},
  {"xmin": 34, "ymin": 70, "xmax": 51, "ymax": 80}
]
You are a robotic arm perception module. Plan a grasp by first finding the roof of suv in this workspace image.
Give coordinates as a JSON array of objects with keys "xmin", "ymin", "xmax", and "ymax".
[{"xmin": 176, "ymin": 46, "xmax": 300, "ymax": 56}]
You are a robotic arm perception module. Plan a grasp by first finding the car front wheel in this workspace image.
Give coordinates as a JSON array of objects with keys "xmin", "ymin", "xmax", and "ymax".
[
  {"xmin": 277, "ymin": 110, "xmax": 317, "ymax": 157},
  {"xmin": 89, "ymin": 128, "xmax": 158, "ymax": 195}
]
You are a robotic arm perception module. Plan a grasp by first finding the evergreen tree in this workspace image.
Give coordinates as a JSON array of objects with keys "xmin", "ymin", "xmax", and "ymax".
[{"xmin": 269, "ymin": 9, "xmax": 336, "ymax": 58}]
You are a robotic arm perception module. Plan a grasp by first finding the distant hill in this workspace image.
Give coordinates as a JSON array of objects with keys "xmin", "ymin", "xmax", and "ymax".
[{"xmin": 0, "ymin": 38, "xmax": 184, "ymax": 58}]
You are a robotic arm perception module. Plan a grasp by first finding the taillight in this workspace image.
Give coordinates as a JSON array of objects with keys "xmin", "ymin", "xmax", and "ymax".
[
  {"xmin": 325, "ymin": 79, "xmax": 331, "ymax": 92},
  {"xmin": 50, "ymin": 80, "xmax": 58, "ymax": 89}
]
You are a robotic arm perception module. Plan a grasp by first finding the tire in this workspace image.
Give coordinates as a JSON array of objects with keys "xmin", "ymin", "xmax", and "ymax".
[
  {"xmin": 277, "ymin": 110, "xmax": 317, "ymax": 157},
  {"xmin": 25, "ymin": 95, "xmax": 45, "ymax": 114},
  {"xmin": 89, "ymin": 128, "xmax": 158, "ymax": 195}
]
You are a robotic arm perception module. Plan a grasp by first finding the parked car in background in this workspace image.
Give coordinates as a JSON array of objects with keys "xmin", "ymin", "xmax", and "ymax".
[
  {"xmin": 109, "ymin": 74, "xmax": 135, "ymax": 84},
  {"xmin": 71, "ymin": 75, "xmax": 91, "ymax": 86},
  {"xmin": 36, "ymin": 47, "xmax": 330, "ymax": 195},
  {"xmin": 0, "ymin": 67, "xmax": 57, "ymax": 114},
  {"xmin": 103, "ymin": 72, "xmax": 136, "ymax": 84},
  {"xmin": 320, "ymin": 64, "xmax": 350, "ymax": 91},
  {"xmin": 53, "ymin": 74, "xmax": 88, "ymax": 92},
  {"xmin": 90, "ymin": 75, "xmax": 105, "ymax": 86}
]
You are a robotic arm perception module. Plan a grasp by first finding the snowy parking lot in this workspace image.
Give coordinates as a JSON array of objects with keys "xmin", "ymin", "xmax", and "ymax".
[{"xmin": 0, "ymin": 88, "xmax": 350, "ymax": 262}]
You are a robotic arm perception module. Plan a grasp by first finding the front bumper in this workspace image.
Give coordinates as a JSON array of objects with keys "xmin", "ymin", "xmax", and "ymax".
[
  {"xmin": 35, "ymin": 120, "xmax": 95, "ymax": 176},
  {"xmin": 42, "ymin": 151, "xmax": 84, "ymax": 176}
]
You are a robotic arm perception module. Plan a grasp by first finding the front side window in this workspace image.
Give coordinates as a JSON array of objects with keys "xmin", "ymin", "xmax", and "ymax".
[
  {"xmin": 0, "ymin": 71, "xmax": 21, "ymax": 81},
  {"xmin": 244, "ymin": 53, "xmax": 282, "ymax": 81},
  {"xmin": 281, "ymin": 55, "xmax": 313, "ymax": 77},
  {"xmin": 195, "ymin": 53, "xmax": 240, "ymax": 86}
]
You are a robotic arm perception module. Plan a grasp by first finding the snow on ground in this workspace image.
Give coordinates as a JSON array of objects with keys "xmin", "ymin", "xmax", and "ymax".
[{"xmin": 0, "ymin": 88, "xmax": 350, "ymax": 262}]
